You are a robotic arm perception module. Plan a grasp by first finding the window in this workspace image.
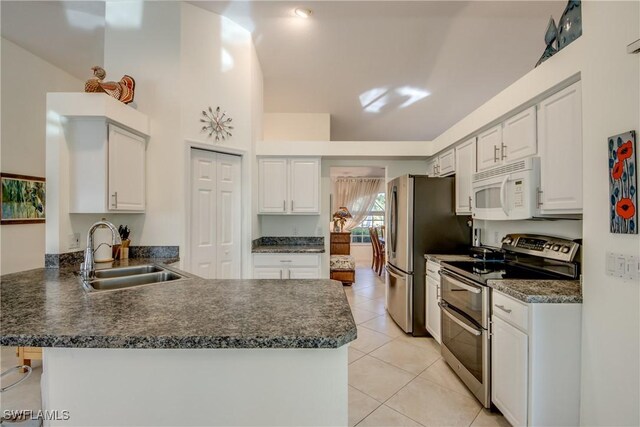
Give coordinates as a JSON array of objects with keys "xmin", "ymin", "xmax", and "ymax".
[{"xmin": 351, "ymin": 192, "xmax": 385, "ymax": 244}]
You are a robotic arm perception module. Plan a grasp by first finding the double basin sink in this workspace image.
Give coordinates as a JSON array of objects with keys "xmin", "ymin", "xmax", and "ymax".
[{"xmin": 82, "ymin": 264, "xmax": 187, "ymax": 293}]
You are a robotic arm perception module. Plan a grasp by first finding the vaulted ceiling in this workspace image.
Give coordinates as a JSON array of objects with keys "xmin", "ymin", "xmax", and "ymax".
[{"xmin": 1, "ymin": 1, "xmax": 564, "ymax": 141}]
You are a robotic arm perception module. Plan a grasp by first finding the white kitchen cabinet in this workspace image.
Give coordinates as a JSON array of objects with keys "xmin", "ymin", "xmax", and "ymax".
[
  {"xmin": 477, "ymin": 107, "xmax": 537, "ymax": 172},
  {"xmin": 69, "ymin": 121, "xmax": 147, "ymax": 213},
  {"xmin": 438, "ymin": 148, "xmax": 456, "ymax": 176},
  {"xmin": 424, "ymin": 260, "xmax": 442, "ymax": 344},
  {"xmin": 258, "ymin": 157, "xmax": 320, "ymax": 215},
  {"xmin": 537, "ymin": 81, "xmax": 583, "ymax": 214},
  {"xmin": 490, "ymin": 289, "xmax": 582, "ymax": 426},
  {"xmin": 290, "ymin": 159, "xmax": 320, "ymax": 213},
  {"xmin": 502, "ymin": 106, "xmax": 537, "ymax": 163},
  {"xmin": 491, "ymin": 315, "xmax": 528, "ymax": 427},
  {"xmin": 108, "ymin": 125, "xmax": 146, "ymax": 211},
  {"xmin": 426, "ymin": 149, "xmax": 455, "ymax": 177},
  {"xmin": 253, "ymin": 253, "xmax": 320, "ymax": 279},
  {"xmin": 455, "ymin": 137, "xmax": 476, "ymax": 214},
  {"xmin": 258, "ymin": 158, "xmax": 288, "ymax": 213},
  {"xmin": 477, "ymin": 125, "xmax": 502, "ymax": 171},
  {"xmin": 426, "ymin": 157, "xmax": 438, "ymax": 177}
]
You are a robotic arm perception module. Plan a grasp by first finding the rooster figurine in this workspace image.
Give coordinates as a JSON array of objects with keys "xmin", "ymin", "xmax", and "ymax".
[{"xmin": 84, "ymin": 66, "xmax": 135, "ymax": 104}]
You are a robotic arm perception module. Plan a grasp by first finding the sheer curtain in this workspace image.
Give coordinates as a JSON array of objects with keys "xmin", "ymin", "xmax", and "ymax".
[{"xmin": 333, "ymin": 178, "xmax": 384, "ymax": 231}]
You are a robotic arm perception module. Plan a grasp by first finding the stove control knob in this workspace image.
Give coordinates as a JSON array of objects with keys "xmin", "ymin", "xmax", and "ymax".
[
  {"xmin": 561, "ymin": 246, "xmax": 571, "ymax": 254},
  {"xmin": 544, "ymin": 243, "xmax": 553, "ymax": 249},
  {"xmin": 552, "ymin": 244, "xmax": 561, "ymax": 251},
  {"xmin": 503, "ymin": 237, "xmax": 513, "ymax": 244}
]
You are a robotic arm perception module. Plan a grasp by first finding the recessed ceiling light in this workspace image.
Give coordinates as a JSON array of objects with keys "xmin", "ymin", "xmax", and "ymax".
[{"xmin": 294, "ymin": 8, "xmax": 313, "ymax": 18}]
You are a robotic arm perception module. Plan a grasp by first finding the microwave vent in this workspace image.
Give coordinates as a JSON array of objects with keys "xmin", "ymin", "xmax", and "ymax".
[{"xmin": 473, "ymin": 160, "xmax": 527, "ymax": 181}]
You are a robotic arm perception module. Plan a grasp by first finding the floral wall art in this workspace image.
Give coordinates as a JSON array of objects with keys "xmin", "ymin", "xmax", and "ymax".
[{"xmin": 609, "ymin": 131, "xmax": 637, "ymax": 234}]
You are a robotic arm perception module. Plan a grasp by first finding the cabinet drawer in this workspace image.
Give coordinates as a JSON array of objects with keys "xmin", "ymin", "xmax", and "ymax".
[
  {"xmin": 330, "ymin": 233, "xmax": 351, "ymax": 243},
  {"xmin": 492, "ymin": 291, "xmax": 529, "ymax": 332},
  {"xmin": 253, "ymin": 254, "xmax": 320, "ymax": 267}
]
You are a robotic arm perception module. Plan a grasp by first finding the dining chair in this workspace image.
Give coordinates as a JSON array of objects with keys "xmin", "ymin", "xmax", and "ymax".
[{"xmin": 369, "ymin": 227, "xmax": 380, "ymax": 273}]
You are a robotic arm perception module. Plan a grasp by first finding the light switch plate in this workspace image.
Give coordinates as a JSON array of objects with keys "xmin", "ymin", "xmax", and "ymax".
[{"xmin": 626, "ymin": 255, "xmax": 639, "ymax": 281}]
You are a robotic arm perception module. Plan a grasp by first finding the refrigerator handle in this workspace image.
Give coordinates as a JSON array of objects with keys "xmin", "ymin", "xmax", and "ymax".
[{"xmin": 390, "ymin": 185, "xmax": 398, "ymax": 255}]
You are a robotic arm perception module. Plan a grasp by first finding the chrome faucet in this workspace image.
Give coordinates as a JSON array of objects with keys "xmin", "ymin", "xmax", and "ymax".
[{"xmin": 80, "ymin": 220, "xmax": 122, "ymax": 281}]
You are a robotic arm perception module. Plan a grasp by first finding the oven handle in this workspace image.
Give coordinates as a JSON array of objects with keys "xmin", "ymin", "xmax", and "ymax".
[
  {"xmin": 440, "ymin": 270, "xmax": 482, "ymax": 294},
  {"xmin": 439, "ymin": 303, "xmax": 482, "ymax": 336}
]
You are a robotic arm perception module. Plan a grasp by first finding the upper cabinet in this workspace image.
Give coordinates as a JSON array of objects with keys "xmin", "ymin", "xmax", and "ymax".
[
  {"xmin": 69, "ymin": 122, "xmax": 147, "ymax": 213},
  {"xmin": 537, "ymin": 81, "xmax": 582, "ymax": 214},
  {"xmin": 477, "ymin": 107, "xmax": 537, "ymax": 172},
  {"xmin": 427, "ymin": 148, "xmax": 456, "ymax": 177},
  {"xmin": 258, "ymin": 157, "xmax": 320, "ymax": 215},
  {"xmin": 455, "ymin": 137, "xmax": 476, "ymax": 215}
]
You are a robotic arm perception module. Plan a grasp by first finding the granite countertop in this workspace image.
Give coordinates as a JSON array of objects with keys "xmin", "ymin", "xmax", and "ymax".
[
  {"xmin": 488, "ymin": 279, "xmax": 582, "ymax": 304},
  {"xmin": 251, "ymin": 236, "xmax": 325, "ymax": 254},
  {"xmin": 424, "ymin": 254, "xmax": 475, "ymax": 263},
  {"xmin": 0, "ymin": 259, "xmax": 356, "ymax": 349}
]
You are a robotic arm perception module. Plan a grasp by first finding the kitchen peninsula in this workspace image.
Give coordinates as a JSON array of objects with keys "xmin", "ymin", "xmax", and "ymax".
[{"xmin": 0, "ymin": 260, "xmax": 356, "ymax": 426}]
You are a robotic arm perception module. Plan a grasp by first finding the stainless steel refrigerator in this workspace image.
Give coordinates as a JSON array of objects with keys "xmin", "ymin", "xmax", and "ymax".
[{"xmin": 386, "ymin": 175, "xmax": 470, "ymax": 336}]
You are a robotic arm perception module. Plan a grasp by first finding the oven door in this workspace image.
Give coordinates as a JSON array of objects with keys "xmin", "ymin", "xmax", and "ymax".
[
  {"xmin": 440, "ymin": 301, "xmax": 490, "ymax": 407},
  {"xmin": 440, "ymin": 269, "xmax": 488, "ymax": 328}
]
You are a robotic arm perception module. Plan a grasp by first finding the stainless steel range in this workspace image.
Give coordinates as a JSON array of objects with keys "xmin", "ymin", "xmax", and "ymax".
[{"xmin": 439, "ymin": 234, "xmax": 580, "ymax": 408}]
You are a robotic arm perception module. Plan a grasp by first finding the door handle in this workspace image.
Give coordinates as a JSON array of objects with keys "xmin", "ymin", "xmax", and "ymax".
[
  {"xmin": 499, "ymin": 175, "xmax": 509, "ymax": 216},
  {"xmin": 441, "ymin": 305, "xmax": 482, "ymax": 336}
]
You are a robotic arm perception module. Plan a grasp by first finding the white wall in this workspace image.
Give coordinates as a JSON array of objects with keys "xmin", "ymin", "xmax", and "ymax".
[
  {"xmin": 263, "ymin": 113, "xmax": 330, "ymax": 141},
  {"xmin": 579, "ymin": 2, "xmax": 639, "ymax": 424},
  {"xmin": 0, "ymin": 38, "xmax": 82, "ymax": 274}
]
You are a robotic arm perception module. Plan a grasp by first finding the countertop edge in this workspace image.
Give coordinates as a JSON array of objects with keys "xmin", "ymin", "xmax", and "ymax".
[{"xmin": 487, "ymin": 280, "xmax": 583, "ymax": 304}]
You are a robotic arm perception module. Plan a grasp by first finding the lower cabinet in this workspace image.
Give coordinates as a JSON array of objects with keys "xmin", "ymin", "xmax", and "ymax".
[
  {"xmin": 425, "ymin": 260, "xmax": 442, "ymax": 344},
  {"xmin": 491, "ymin": 315, "xmax": 528, "ymax": 427},
  {"xmin": 490, "ymin": 290, "xmax": 582, "ymax": 426},
  {"xmin": 253, "ymin": 254, "xmax": 320, "ymax": 279}
]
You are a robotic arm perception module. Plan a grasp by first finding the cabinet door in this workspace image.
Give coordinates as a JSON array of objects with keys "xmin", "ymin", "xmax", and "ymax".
[
  {"xmin": 108, "ymin": 125, "xmax": 146, "ymax": 211},
  {"xmin": 502, "ymin": 106, "xmax": 537, "ymax": 162},
  {"xmin": 492, "ymin": 315, "xmax": 528, "ymax": 427},
  {"xmin": 290, "ymin": 158, "xmax": 320, "ymax": 214},
  {"xmin": 455, "ymin": 138, "xmax": 476, "ymax": 214},
  {"xmin": 253, "ymin": 267, "xmax": 284, "ymax": 279},
  {"xmin": 537, "ymin": 82, "xmax": 583, "ymax": 213},
  {"xmin": 438, "ymin": 149, "xmax": 455, "ymax": 176},
  {"xmin": 258, "ymin": 158, "xmax": 288, "ymax": 213},
  {"xmin": 288, "ymin": 267, "xmax": 320, "ymax": 279},
  {"xmin": 425, "ymin": 277, "xmax": 441, "ymax": 344},
  {"xmin": 477, "ymin": 125, "xmax": 502, "ymax": 171},
  {"xmin": 426, "ymin": 157, "xmax": 439, "ymax": 176}
]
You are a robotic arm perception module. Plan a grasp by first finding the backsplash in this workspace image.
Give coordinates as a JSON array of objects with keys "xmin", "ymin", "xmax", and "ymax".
[
  {"xmin": 45, "ymin": 246, "xmax": 180, "ymax": 268},
  {"xmin": 252, "ymin": 237, "xmax": 324, "ymax": 248},
  {"xmin": 475, "ymin": 219, "xmax": 583, "ymax": 248}
]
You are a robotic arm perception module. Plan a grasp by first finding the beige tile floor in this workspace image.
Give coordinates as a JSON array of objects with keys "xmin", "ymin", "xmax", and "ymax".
[{"xmin": 346, "ymin": 266, "xmax": 511, "ymax": 427}]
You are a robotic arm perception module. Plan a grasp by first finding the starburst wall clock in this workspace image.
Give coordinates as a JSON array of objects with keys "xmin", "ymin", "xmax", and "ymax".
[{"xmin": 201, "ymin": 106, "xmax": 234, "ymax": 142}]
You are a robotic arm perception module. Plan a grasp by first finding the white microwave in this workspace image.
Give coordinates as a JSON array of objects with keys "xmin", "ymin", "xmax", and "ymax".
[{"xmin": 472, "ymin": 157, "xmax": 540, "ymax": 220}]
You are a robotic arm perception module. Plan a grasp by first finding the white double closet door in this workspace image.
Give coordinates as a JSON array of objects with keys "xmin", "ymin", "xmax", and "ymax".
[{"xmin": 190, "ymin": 149, "xmax": 241, "ymax": 279}]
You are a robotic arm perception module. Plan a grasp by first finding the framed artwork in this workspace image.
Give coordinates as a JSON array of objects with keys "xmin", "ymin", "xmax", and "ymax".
[
  {"xmin": 1, "ymin": 173, "xmax": 46, "ymax": 225},
  {"xmin": 609, "ymin": 131, "xmax": 637, "ymax": 234}
]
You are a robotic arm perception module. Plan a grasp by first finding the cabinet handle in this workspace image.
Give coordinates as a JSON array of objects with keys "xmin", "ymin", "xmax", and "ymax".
[
  {"xmin": 468, "ymin": 196, "xmax": 472, "ymax": 209},
  {"xmin": 493, "ymin": 145, "xmax": 500, "ymax": 162},
  {"xmin": 495, "ymin": 304, "xmax": 512, "ymax": 314},
  {"xmin": 112, "ymin": 192, "xmax": 118, "ymax": 209},
  {"xmin": 280, "ymin": 260, "xmax": 292, "ymax": 263},
  {"xmin": 291, "ymin": 200, "xmax": 294, "ymax": 211},
  {"xmin": 536, "ymin": 188, "xmax": 543, "ymax": 208},
  {"xmin": 501, "ymin": 143, "xmax": 507, "ymax": 160},
  {"xmin": 283, "ymin": 200, "xmax": 286, "ymax": 211},
  {"xmin": 279, "ymin": 269, "xmax": 283, "ymax": 279}
]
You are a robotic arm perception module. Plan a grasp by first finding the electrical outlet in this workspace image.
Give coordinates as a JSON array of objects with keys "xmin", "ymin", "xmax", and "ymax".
[{"xmin": 68, "ymin": 233, "xmax": 80, "ymax": 250}]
